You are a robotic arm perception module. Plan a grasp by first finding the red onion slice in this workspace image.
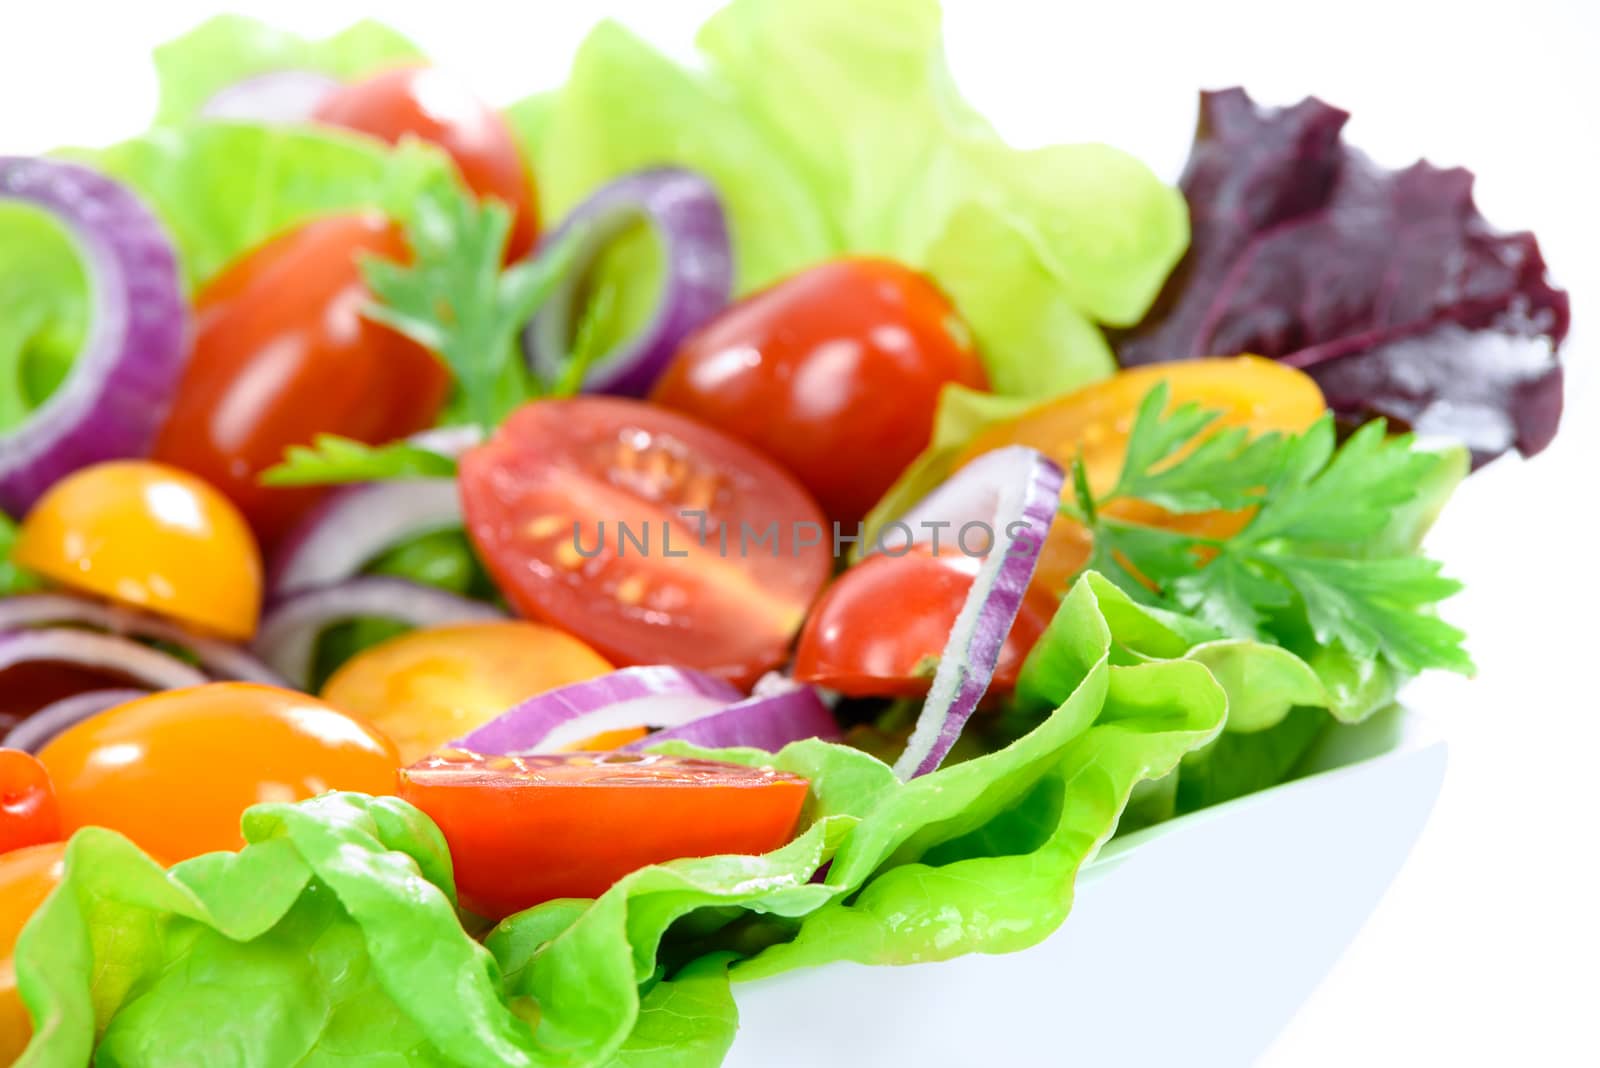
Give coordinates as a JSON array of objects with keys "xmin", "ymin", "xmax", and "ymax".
[
  {"xmin": 252, "ymin": 576, "xmax": 504, "ymax": 689},
  {"xmin": 0, "ymin": 628, "xmax": 207, "ymax": 691},
  {"xmin": 627, "ymin": 678, "xmax": 839, "ymax": 753},
  {"xmin": 0, "ymin": 593, "xmax": 284, "ymax": 685},
  {"xmin": 4, "ymin": 688, "xmax": 147, "ymax": 753},
  {"xmin": 454, "ymin": 666, "xmax": 741, "ymax": 755},
  {"xmin": 200, "ymin": 71, "xmax": 342, "ymax": 122},
  {"xmin": 267, "ymin": 478, "xmax": 463, "ymax": 598},
  {"xmin": 522, "ymin": 168, "xmax": 732, "ymax": 396},
  {"xmin": 889, "ymin": 446, "xmax": 1064, "ymax": 779},
  {"xmin": 0, "ymin": 158, "xmax": 189, "ymax": 517}
]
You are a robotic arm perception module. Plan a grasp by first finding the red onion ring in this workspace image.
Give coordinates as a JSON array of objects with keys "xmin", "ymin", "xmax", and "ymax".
[
  {"xmin": 889, "ymin": 446, "xmax": 1064, "ymax": 778},
  {"xmin": 0, "ymin": 593, "xmax": 283, "ymax": 685},
  {"xmin": 3, "ymin": 688, "xmax": 147, "ymax": 753},
  {"xmin": 627, "ymin": 677, "xmax": 839, "ymax": 752},
  {"xmin": 454, "ymin": 666, "xmax": 741, "ymax": 755},
  {"xmin": 522, "ymin": 168, "xmax": 732, "ymax": 396},
  {"xmin": 267, "ymin": 478, "xmax": 463, "ymax": 598},
  {"xmin": 253, "ymin": 576, "xmax": 505, "ymax": 689},
  {"xmin": 0, "ymin": 158, "xmax": 189, "ymax": 517},
  {"xmin": 0, "ymin": 628, "xmax": 207, "ymax": 691},
  {"xmin": 200, "ymin": 71, "xmax": 343, "ymax": 122}
]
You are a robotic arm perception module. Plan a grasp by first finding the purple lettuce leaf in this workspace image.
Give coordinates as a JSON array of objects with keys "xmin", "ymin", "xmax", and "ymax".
[{"xmin": 1115, "ymin": 88, "xmax": 1571, "ymax": 466}]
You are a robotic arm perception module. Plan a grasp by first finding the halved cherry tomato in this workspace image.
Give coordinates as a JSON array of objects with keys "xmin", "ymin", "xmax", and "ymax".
[
  {"xmin": 38, "ymin": 684, "xmax": 398, "ymax": 862},
  {"xmin": 399, "ymin": 750, "xmax": 808, "ymax": 918},
  {"xmin": 314, "ymin": 67, "xmax": 539, "ymax": 260},
  {"xmin": 793, "ymin": 547, "xmax": 1056, "ymax": 698},
  {"xmin": 321, "ymin": 621, "xmax": 614, "ymax": 764},
  {"xmin": 152, "ymin": 215, "xmax": 451, "ymax": 545},
  {"xmin": 0, "ymin": 750, "xmax": 59, "ymax": 855},
  {"xmin": 459, "ymin": 397, "xmax": 831, "ymax": 687},
  {"xmin": 0, "ymin": 840, "xmax": 66, "ymax": 1063},
  {"xmin": 956, "ymin": 358, "xmax": 1327, "ymax": 594},
  {"xmin": 12, "ymin": 460, "xmax": 263, "ymax": 639},
  {"xmin": 652, "ymin": 257, "xmax": 988, "ymax": 523}
]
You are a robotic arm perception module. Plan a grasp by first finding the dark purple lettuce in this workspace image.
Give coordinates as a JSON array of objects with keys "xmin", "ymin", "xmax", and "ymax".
[{"xmin": 1115, "ymin": 88, "xmax": 1571, "ymax": 466}]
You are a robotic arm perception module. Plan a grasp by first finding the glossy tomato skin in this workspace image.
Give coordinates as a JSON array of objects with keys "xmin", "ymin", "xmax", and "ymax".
[
  {"xmin": 314, "ymin": 67, "xmax": 538, "ymax": 259},
  {"xmin": 399, "ymin": 750, "xmax": 808, "ymax": 918},
  {"xmin": 459, "ymin": 397, "xmax": 831, "ymax": 687},
  {"xmin": 0, "ymin": 750, "xmax": 60, "ymax": 855},
  {"xmin": 957, "ymin": 357, "xmax": 1328, "ymax": 595},
  {"xmin": 321, "ymin": 621, "xmax": 614, "ymax": 764},
  {"xmin": 793, "ymin": 547, "xmax": 1056, "ymax": 698},
  {"xmin": 38, "ymin": 684, "xmax": 399, "ymax": 862},
  {"xmin": 153, "ymin": 215, "xmax": 450, "ymax": 546},
  {"xmin": 13, "ymin": 461, "xmax": 263, "ymax": 639},
  {"xmin": 651, "ymin": 257, "xmax": 988, "ymax": 523},
  {"xmin": 0, "ymin": 841, "xmax": 67, "ymax": 1063}
]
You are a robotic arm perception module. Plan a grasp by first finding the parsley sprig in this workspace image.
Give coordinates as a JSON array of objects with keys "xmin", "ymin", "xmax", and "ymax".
[
  {"xmin": 261, "ymin": 434, "xmax": 458, "ymax": 487},
  {"xmin": 1063, "ymin": 384, "xmax": 1472, "ymax": 676}
]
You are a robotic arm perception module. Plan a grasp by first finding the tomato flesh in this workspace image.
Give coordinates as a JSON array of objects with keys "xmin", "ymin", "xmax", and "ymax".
[
  {"xmin": 38, "ymin": 684, "xmax": 399, "ymax": 861},
  {"xmin": 399, "ymin": 750, "xmax": 809, "ymax": 918},
  {"xmin": 956, "ymin": 357, "xmax": 1328, "ymax": 595},
  {"xmin": 793, "ymin": 547, "xmax": 1055, "ymax": 698},
  {"xmin": 653, "ymin": 257, "xmax": 988, "ymax": 523},
  {"xmin": 459, "ymin": 397, "xmax": 831, "ymax": 687},
  {"xmin": 314, "ymin": 67, "xmax": 538, "ymax": 260},
  {"xmin": 153, "ymin": 215, "xmax": 451, "ymax": 546},
  {"xmin": 0, "ymin": 749, "xmax": 60, "ymax": 855},
  {"xmin": 320, "ymin": 621, "xmax": 614, "ymax": 764}
]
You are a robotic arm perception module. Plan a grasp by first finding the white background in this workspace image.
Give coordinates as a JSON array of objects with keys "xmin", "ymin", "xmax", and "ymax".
[{"xmin": 3, "ymin": 1, "xmax": 1597, "ymax": 1063}]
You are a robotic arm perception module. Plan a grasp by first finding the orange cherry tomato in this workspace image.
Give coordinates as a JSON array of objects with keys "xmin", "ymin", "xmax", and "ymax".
[
  {"xmin": 152, "ymin": 215, "xmax": 451, "ymax": 546},
  {"xmin": 793, "ymin": 546, "xmax": 1057, "ymax": 698},
  {"xmin": 0, "ymin": 750, "xmax": 59, "ymax": 855},
  {"xmin": 399, "ymin": 750, "xmax": 809, "ymax": 918},
  {"xmin": 314, "ymin": 67, "xmax": 539, "ymax": 260},
  {"xmin": 12, "ymin": 461, "xmax": 263, "ymax": 639},
  {"xmin": 459, "ymin": 397, "xmax": 832, "ymax": 687},
  {"xmin": 956, "ymin": 357, "xmax": 1327, "ymax": 594},
  {"xmin": 38, "ymin": 684, "xmax": 398, "ymax": 862},
  {"xmin": 652, "ymin": 258, "xmax": 989, "ymax": 523},
  {"xmin": 320, "ymin": 621, "xmax": 614, "ymax": 764},
  {"xmin": 0, "ymin": 841, "xmax": 67, "ymax": 1064}
]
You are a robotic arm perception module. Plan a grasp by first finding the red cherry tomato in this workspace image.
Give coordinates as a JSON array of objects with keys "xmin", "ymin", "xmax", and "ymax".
[
  {"xmin": 651, "ymin": 257, "xmax": 988, "ymax": 523},
  {"xmin": 793, "ymin": 546, "xmax": 1056, "ymax": 698},
  {"xmin": 399, "ymin": 750, "xmax": 809, "ymax": 918},
  {"xmin": 314, "ymin": 67, "xmax": 539, "ymax": 259},
  {"xmin": 153, "ymin": 215, "xmax": 450, "ymax": 545},
  {"xmin": 0, "ymin": 750, "xmax": 60, "ymax": 854},
  {"xmin": 459, "ymin": 397, "xmax": 831, "ymax": 686}
]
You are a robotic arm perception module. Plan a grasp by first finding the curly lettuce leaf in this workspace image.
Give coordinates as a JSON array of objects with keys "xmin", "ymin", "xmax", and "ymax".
[
  {"xmin": 67, "ymin": 124, "xmax": 452, "ymax": 288},
  {"xmin": 0, "ymin": 202, "xmax": 89, "ymax": 440},
  {"xmin": 152, "ymin": 16, "xmax": 422, "ymax": 126},
  {"xmin": 16, "ymin": 794, "xmax": 537, "ymax": 1067},
  {"xmin": 519, "ymin": 0, "xmax": 1186, "ymax": 399}
]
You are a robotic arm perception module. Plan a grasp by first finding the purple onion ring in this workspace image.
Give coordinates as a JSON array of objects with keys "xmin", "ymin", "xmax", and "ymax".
[{"xmin": 4, "ymin": 688, "xmax": 148, "ymax": 753}]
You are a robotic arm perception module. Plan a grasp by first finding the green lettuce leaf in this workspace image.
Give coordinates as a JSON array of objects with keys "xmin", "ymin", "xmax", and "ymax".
[
  {"xmin": 152, "ymin": 16, "xmax": 422, "ymax": 126},
  {"xmin": 16, "ymin": 794, "xmax": 538, "ymax": 1067},
  {"xmin": 0, "ymin": 202, "xmax": 89, "ymax": 440},
  {"xmin": 67, "ymin": 124, "xmax": 451, "ymax": 288},
  {"xmin": 518, "ymin": 0, "xmax": 1186, "ymax": 399}
]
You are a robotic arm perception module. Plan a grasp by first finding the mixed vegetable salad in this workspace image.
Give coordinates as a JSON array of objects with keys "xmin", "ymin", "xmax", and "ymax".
[{"xmin": 0, "ymin": 0, "xmax": 1572, "ymax": 1064}]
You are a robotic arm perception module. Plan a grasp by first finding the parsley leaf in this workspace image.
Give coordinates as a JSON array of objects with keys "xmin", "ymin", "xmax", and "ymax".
[
  {"xmin": 361, "ymin": 181, "xmax": 582, "ymax": 432},
  {"xmin": 260, "ymin": 434, "xmax": 458, "ymax": 487},
  {"xmin": 1073, "ymin": 386, "xmax": 1472, "ymax": 676}
]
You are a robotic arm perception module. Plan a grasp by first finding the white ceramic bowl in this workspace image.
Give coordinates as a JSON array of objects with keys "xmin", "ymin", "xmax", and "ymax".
[{"xmin": 727, "ymin": 707, "xmax": 1445, "ymax": 1065}]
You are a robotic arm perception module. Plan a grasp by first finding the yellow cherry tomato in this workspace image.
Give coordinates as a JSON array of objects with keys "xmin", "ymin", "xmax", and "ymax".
[
  {"xmin": 956, "ymin": 358, "xmax": 1327, "ymax": 594},
  {"xmin": 13, "ymin": 461, "xmax": 263, "ymax": 639},
  {"xmin": 321, "ymin": 621, "xmax": 614, "ymax": 764},
  {"xmin": 0, "ymin": 840, "xmax": 67, "ymax": 1063},
  {"xmin": 38, "ymin": 684, "xmax": 398, "ymax": 862}
]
